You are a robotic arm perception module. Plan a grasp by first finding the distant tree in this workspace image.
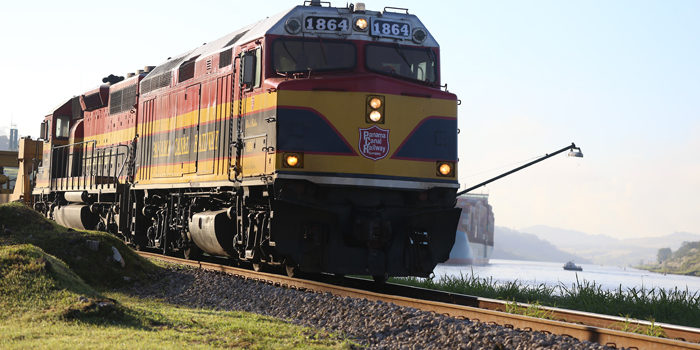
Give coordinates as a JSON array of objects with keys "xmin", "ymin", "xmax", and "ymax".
[
  {"xmin": 677, "ymin": 241, "xmax": 700, "ymax": 256},
  {"xmin": 657, "ymin": 247, "xmax": 672, "ymax": 264}
]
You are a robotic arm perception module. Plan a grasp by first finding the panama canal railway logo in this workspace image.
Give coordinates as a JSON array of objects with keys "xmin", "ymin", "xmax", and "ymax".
[{"xmin": 358, "ymin": 126, "xmax": 390, "ymax": 160}]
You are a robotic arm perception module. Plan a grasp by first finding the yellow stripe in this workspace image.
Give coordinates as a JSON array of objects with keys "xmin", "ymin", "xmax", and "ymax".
[
  {"xmin": 276, "ymin": 90, "xmax": 457, "ymax": 181},
  {"xmin": 84, "ymin": 90, "xmax": 279, "ymax": 150},
  {"xmin": 55, "ymin": 89, "xmax": 456, "ymax": 186},
  {"xmin": 135, "ymin": 160, "xmax": 230, "ymax": 184}
]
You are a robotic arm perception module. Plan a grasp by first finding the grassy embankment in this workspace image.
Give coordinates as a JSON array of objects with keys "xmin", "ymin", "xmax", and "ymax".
[
  {"xmin": 640, "ymin": 242, "xmax": 700, "ymax": 276},
  {"xmin": 0, "ymin": 202, "xmax": 352, "ymax": 349},
  {"xmin": 389, "ymin": 272, "xmax": 700, "ymax": 331}
]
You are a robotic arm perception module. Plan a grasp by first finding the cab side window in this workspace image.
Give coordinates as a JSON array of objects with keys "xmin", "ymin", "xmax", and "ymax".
[
  {"xmin": 241, "ymin": 47, "xmax": 262, "ymax": 90},
  {"xmin": 55, "ymin": 116, "xmax": 70, "ymax": 138}
]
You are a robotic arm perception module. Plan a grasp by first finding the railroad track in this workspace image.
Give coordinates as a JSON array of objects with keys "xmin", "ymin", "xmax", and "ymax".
[
  {"xmin": 136, "ymin": 251, "xmax": 700, "ymax": 350},
  {"xmin": 337, "ymin": 277, "xmax": 700, "ymax": 345}
]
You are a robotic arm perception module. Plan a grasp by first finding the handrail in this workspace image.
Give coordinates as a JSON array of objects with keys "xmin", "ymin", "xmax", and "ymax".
[{"xmin": 49, "ymin": 140, "xmax": 131, "ymax": 191}]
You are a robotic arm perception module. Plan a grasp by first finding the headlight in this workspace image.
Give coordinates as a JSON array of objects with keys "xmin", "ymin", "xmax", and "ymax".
[
  {"xmin": 354, "ymin": 17, "xmax": 368, "ymax": 31},
  {"xmin": 369, "ymin": 97, "xmax": 382, "ymax": 109},
  {"xmin": 412, "ymin": 28, "xmax": 427, "ymax": 44},
  {"xmin": 436, "ymin": 161, "xmax": 454, "ymax": 177},
  {"xmin": 283, "ymin": 153, "xmax": 303, "ymax": 168},
  {"xmin": 286, "ymin": 155, "xmax": 299, "ymax": 167},
  {"xmin": 369, "ymin": 110, "xmax": 382, "ymax": 122},
  {"xmin": 366, "ymin": 95, "xmax": 385, "ymax": 124},
  {"xmin": 285, "ymin": 18, "xmax": 302, "ymax": 34}
]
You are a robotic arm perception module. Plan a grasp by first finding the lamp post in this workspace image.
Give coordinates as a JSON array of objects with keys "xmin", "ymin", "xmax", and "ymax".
[{"xmin": 457, "ymin": 142, "xmax": 583, "ymax": 196}]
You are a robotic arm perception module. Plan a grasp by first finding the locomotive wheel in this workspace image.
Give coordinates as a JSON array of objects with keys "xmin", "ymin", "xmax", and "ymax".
[
  {"xmin": 183, "ymin": 244, "xmax": 202, "ymax": 260},
  {"xmin": 252, "ymin": 263, "xmax": 262, "ymax": 272},
  {"xmin": 132, "ymin": 234, "xmax": 148, "ymax": 252},
  {"xmin": 372, "ymin": 274, "xmax": 388, "ymax": 285},
  {"xmin": 329, "ymin": 273, "xmax": 345, "ymax": 284},
  {"xmin": 285, "ymin": 264, "xmax": 297, "ymax": 278}
]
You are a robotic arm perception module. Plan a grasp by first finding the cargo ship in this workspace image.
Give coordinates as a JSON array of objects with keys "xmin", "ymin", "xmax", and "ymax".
[{"xmin": 445, "ymin": 194, "xmax": 495, "ymax": 265}]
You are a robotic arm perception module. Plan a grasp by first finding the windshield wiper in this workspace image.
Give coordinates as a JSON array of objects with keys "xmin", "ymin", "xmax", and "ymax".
[
  {"xmin": 318, "ymin": 37, "xmax": 328, "ymax": 66},
  {"xmin": 281, "ymin": 41, "xmax": 298, "ymax": 66},
  {"xmin": 393, "ymin": 44, "xmax": 411, "ymax": 73}
]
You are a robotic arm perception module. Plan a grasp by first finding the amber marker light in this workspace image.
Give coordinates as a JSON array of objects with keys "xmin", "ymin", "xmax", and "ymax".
[
  {"xmin": 369, "ymin": 97, "xmax": 382, "ymax": 109},
  {"xmin": 437, "ymin": 161, "xmax": 454, "ymax": 177},
  {"xmin": 366, "ymin": 95, "xmax": 385, "ymax": 123},
  {"xmin": 354, "ymin": 18, "xmax": 368, "ymax": 31},
  {"xmin": 369, "ymin": 110, "xmax": 382, "ymax": 122},
  {"xmin": 283, "ymin": 153, "xmax": 303, "ymax": 168},
  {"xmin": 286, "ymin": 154, "xmax": 299, "ymax": 167}
]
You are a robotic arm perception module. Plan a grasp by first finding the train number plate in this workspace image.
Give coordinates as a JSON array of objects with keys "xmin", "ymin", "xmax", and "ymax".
[
  {"xmin": 304, "ymin": 16, "xmax": 350, "ymax": 33},
  {"xmin": 371, "ymin": 19, "xmax": 411, "ymax": 39}
]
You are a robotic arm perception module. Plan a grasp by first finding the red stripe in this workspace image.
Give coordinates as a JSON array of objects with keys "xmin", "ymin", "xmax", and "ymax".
[{"xmin": 272, "ymin": 74, "xmax": 455, "ymax": 101}]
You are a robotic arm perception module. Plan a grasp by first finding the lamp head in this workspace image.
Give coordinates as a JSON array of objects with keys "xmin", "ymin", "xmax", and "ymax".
[{"xmin": 568, "ymin": 146, "xmax": 583, "ymax": 158}]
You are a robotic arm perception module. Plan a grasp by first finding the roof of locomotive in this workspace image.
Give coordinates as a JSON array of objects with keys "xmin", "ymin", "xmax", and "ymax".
[{"xmin": 146, "ymin": 4, "xmax": 439, "ymax": 78}]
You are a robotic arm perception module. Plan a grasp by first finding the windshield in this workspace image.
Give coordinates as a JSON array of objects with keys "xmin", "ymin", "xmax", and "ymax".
[
  {"xmin": 272, "ymin": 38, "xmax": 356, "ymax": 73},
  {"xmin": 365, "ymin": 44, "xmax": 437, "ymax": 84}
]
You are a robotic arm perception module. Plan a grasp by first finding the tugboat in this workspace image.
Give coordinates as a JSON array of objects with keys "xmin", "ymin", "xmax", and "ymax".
[{"xmin": 563, "ymin": 261, "xmax": 583, "ymax": 271}]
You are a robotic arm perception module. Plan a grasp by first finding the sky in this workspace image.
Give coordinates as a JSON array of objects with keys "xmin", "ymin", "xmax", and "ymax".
[{"xmin": 0, "ymin": 1, "xmax": 698, "ymax": 239}]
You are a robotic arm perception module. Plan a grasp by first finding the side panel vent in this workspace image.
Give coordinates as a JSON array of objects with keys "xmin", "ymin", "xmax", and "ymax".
[
  {"xmin": 141, "ymin": 72, "xmax": 172, "ymax": 95},
  {"xmin": 83, "ymin": 92, "xmax": 106, "ymax": 111},
  {"xmin": 109, "ymin": 85, "xmax": 137, "ymax": 115},
  {"xmin": 178, "ymin": 55, "xmax": 200, "ymax": 83},
  {"xmin": 71, "ymin": 96, "xmax": 84, "ymax": 119},
  {"xmin": 219, "ymin": 49, "xmax": 232, "ymax": 68}
]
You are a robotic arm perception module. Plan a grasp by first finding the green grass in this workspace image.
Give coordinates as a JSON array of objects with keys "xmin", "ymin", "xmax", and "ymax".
[
  {"xmin": 0, "ymin": 244, "xmax": 100, "ymax": 319},
  {"xmin": 504, "ymin": 301, "xmax": 554, "ymax": 320},
  {"xmin": 0, "ymin": 244, "xmax": 352, "ymax": 349},
  {"xmin": 0, "ymin": 202, "xmax": 155, "ymax": 288},
  {"xmin": 0, "ymin": 203, "xmax": 354, "ymax": 349},
  {"xmin": 617, "ymin": 315, "xmax": 666, "ymax": 338},
  {"xmin": 390, "ymin": 272, "xmax": 700, "ymax": 328},
  {"xmin": 1, "ymin": 294, "xmax": 352, "ymax": 349}
]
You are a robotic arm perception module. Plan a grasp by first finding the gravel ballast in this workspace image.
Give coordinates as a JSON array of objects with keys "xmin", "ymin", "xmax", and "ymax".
[{"xmin": 124, "ymin": 264, "xmax": 615, "ymax": 349}]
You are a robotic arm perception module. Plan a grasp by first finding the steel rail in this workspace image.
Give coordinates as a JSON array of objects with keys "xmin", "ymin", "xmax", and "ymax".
[
  {"xmin": 336, "ymin": 277, "xmax": 700, "ymax": 344},
  {"xmin": 136, "ymin": 251, "xmax": 700, "ymax": 350}
]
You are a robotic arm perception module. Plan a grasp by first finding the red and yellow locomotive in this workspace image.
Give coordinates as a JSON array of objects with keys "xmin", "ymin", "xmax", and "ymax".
[{"xmin": 29, "ymin": 2, "xmax": 460, "ymax": 280}]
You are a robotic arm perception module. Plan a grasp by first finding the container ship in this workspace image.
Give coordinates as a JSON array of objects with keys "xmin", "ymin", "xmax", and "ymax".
[{"xmin": 445, "ymin": 194, "xmax": 494, "ymax": 265}]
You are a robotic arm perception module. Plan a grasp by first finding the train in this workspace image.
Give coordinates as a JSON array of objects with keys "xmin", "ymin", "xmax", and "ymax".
[{"xmin": 22, "ymin": 1, "xmax": 460, "ymax": 282}]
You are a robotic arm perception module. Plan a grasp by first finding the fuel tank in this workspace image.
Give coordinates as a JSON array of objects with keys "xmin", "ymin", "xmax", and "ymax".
[
  {"xmin": 188, "ymin": 209, "xmax": 235, "ymax": 257},
  {"xmin": 64, "ymin": 191, "xmax": 90, "ymax": 203},
  {"xmin": 54, "ymin": 204, "xmax": 98, "ymax": 230}
]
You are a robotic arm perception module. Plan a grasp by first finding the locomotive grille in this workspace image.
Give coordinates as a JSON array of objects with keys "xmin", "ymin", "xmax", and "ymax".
[
  {"xmin": 109, "ymin": 85, "xmax": 137, "ymax": 115},
  {"xmin": 83, "ymin": 92, "xmax": 105, "ymax": 111},
  {"xmin": 159, "ymin": 73, "xmax": 171, "ymax": 89},
  {"xmin": 219, "ymin": 49, "xmax": 232, "ymax": 68},
  {"xmin": 109, "ymin": 89, "xmax": 122, "ymax": 114},
  {"xmin": 160, "ymin": 55, "xmax": 188, "ymax": 72},
  {"xmin": 140, "ymin": 79, "xmax": 150, "ymax": 94},
  {"xmin": 140, "ymin": 72, "xmax": 172, "ymax": 95},
  {"xmin": 178, "ymin": 55, "xmax": 199, "ymax": 83},
  {"xmin": 71, "ymin": 96, "xmax": 83, "ymax": 120}
]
